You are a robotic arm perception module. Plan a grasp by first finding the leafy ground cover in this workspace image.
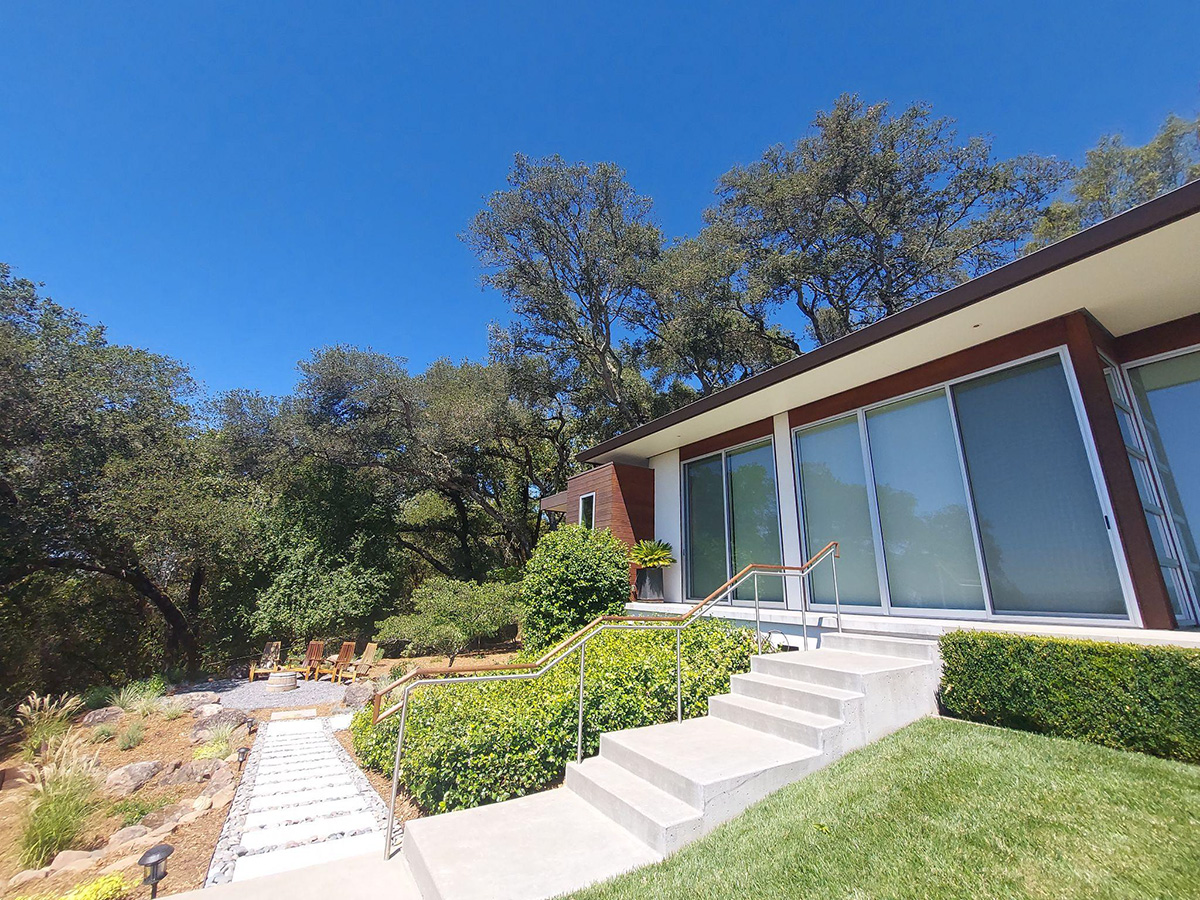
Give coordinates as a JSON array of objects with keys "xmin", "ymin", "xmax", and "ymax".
[{"xmin": 568, "ymin": 717, "xmax": 1200, "ymax": 900}]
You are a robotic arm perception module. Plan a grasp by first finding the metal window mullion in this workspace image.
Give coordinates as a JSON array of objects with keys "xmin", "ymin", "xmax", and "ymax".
[
  {"xmin": 858, "ymin": 407, "xmax": 893, "ymax": 615},
  {"xmin": 945, "ymin": 384, "xmax": 995, "ymax": 617}
]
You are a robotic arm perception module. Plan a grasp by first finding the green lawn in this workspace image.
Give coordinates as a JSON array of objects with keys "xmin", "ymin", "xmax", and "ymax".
[{"xmin": 567, "ymin": 717, "xmax": 1200, "ymax": 900}]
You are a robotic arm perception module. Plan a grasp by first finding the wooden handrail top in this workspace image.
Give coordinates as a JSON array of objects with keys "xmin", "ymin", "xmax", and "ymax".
[{"xmin": 370, "ymin": 542, "xmax": 839, "ymax": 718}]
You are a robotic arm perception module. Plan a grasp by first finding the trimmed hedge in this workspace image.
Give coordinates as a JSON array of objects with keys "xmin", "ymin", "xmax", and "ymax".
[
  {"xmin": 939, "ymin": 630, "xmax": 1200, "ymax": 763},
  {"xmin": 352, "ymin": 618, "xmax": 762, "ymax": 812}
]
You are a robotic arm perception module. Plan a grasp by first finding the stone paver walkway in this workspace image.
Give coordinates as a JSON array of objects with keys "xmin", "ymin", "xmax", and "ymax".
[{"xmin": 206, "ymin": 715, "xmax": 386, "ymax": 884}]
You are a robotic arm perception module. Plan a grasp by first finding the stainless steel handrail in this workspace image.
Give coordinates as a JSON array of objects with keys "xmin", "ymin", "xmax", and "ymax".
[{"xmin": 374, "ymin": 541, "xmax": 841, "ymax": 858}]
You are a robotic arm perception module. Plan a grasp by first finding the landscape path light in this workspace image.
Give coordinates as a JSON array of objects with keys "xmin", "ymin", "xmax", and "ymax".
[{"xmin": 138, "ymin": 843, "xmax": 174, "ymax": 899}]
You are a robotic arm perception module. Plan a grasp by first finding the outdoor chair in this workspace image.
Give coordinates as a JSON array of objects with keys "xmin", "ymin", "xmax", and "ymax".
[
  {"xmin": 248, "ymin": 641, "xmax": 282, "ymax": 681},
  {"xmin": 284, "ymin": 640, "xmax": 325, "ymax": 681},
  {"xmin": 318, "ymin": 641, "xmax": 356, "ymax": 681},
  {"xmin": 339, "ymin": 642, "xmax": 379, "ymax": 683}
]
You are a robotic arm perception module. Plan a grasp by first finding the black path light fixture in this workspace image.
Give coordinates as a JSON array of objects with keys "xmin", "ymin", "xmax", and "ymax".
[
  {"xmin": 237, "ymin": 745, "xmax": 249, "ymax": 772},
  {"xmin": 138, "ymin": 843, "xmax": 174, "ymax": 898}
]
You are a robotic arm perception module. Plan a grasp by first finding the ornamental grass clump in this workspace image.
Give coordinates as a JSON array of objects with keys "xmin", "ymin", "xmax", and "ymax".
[
  {"xmin": 116, "ymin": 720, "xmax": 145, "ymax": 751},
  {"xmin": 353, "ymin": 618, "xmax": 763, "ymax": 813},
  {"xmin": 90, "ymin": 723, "xmax": 117, "ymax": 744},
  {"xmin": 20, "ymin": 735, "xmax": 100, "ymax": 868},
  {"xmin": 194, "ymin": 723, "xmax": 236, "ymax": 761},
  {"xmin": 17, "ymin": 692, "xmax": 84, "ymax": 761}
]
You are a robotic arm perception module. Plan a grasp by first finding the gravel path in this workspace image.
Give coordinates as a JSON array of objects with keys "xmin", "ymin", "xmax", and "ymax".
[{"xmin": 202, "ymin": 678, "xmax": 348, "ymax": 710}]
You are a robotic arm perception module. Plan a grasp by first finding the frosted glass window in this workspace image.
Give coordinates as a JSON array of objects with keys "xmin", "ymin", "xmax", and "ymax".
[
  {"xmin": 726, "ymin": 441, "xmax": 783, "ymax": 602},
  {"xmin": 685, "ymin": 455, "xmax": 727, "ymax": 599},
  {"xmin": 866, "ymin": 391, "xmax": 985, "ymax": 610},
  {"xmin": 795, "ymin": 417, "xmax": 881, "ymax": 606},
  {"xmin": 954, "ymin": 357, "xmax": 1124, "ymax": 615}
]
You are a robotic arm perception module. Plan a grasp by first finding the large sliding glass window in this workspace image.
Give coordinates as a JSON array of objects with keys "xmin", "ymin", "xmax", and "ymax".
[
  {"xmin": 953, "ymin": 357, "xmax": 1124, "ymax": 615},
  {"xmin": 794, "ymin": 416, "xmax": 881, "ymax": 606},
  {"xmin": 683, "ymin": 440, "xmax": 783, "ymax": 601},
  {"xmin": 866, "ymin": 392, "xmax": 985, "ymax": 611},
  {"xmin": 791, "ymin": 351, "xmax": 1130, "ymax": 620}
]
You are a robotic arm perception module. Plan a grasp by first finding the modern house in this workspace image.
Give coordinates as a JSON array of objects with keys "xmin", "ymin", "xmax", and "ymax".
[{"xmin": 543, "ymin": 180, "xmax": 1200, "ymax": 633}]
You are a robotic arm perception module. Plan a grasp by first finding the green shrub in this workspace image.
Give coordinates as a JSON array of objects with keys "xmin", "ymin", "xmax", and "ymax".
[
  {"xmin": 939, "ymin": 631, "xmax": 1200, "ymax": 763},
  {"xmin": 116, "ymin": 720, "xmax": 145, "ymax": 751},
  {"xmin": 194, "ymin": 723, "xmax": 236, "ymax": 761},
  {"xmin": 352, "ymin": 618, "xmax": 761, "ymax": 813},
  {"xmin": 17, "ymin": 692, "xmax": 84, "ymax": 761},
  {"xmin": 20, "ymin": 737, "xmax": 100, "ymax": 868},
  {"xmin": 520, "ymin": 525, "xmax": 631, "ymax": 650},
  {"xmin": 82, "ymin": 686, "xmax": 115, "ymax": 711},
  {"xmin": 108, "ymin": 795, "xmax": 171, "ymax": 827},
  {"xmin": 629, "ymin": 539, "xmax": 676, "ymax": 568},
  {"xmin": 90, "ymin": 724, "xmax": 117, "ymax": 744},
  {"xmin": 112, "ymin": 676, "xmax": 168, "ymax": 712},
  {"xmin": 375, "ymin": 578, "xmax": 520, "ymax": 665},
  {"xmin": 14, "ymin": 874, "xmax": 135, "ymax": 900}
]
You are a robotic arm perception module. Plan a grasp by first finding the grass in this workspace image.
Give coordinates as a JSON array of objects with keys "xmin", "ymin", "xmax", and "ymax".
[
  {"xmin": 108, "ymin": 794, "xmax": 172, "ymax": 828},
  {"xmin": 568, "ymin": 718, "xmax": 1200, "ymax": 900},
  {"xmin": 21, "ymin": 735, "xmax": 100, "ymax": 868},
  {"xmin": 17, "ymin": 692, "xmax": 84, "ymax": 761},
  {"xmin": 116, "ymin": 720, "xmax": 145, "ymax": 751},
  {"xmin": 193, "ymin": 723, "xmax": 235, "ymax": 761},
  {"xmin": 89, "ymin": 723, "xmax": 117, "ymax": 744}
]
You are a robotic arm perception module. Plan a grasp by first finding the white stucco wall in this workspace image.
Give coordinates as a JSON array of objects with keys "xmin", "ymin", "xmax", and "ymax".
[
  {"xmin": 773, "ymin": 412, "xmax": 803, "ymax": 609},
  {"xmin": 650, "ymin": 449, "xmax": 683, "ymax": 603}
]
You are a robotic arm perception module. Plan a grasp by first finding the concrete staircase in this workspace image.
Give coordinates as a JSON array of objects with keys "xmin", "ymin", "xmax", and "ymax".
[{"xmin": 401, "ymin": 633, "xmax": 940, "ymax": 900}]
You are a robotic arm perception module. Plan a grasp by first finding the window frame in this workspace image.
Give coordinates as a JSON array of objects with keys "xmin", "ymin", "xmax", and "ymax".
[
  {"xmin": 790, "ymin": 345, "xmax": 1139, "ymax": 625},
  {"xmin": 578, "ymin": 492, "xmax": 596, "ymax": 530}
]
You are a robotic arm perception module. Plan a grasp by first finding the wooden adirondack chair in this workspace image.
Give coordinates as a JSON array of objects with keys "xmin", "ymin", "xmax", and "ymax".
[
  {"xmin": 285, "ymin": 640, "xmax": 325, "ymax": 681},
  {"xmin": 318, "ymin": 641, "xmax": 356, "ymax": 681},
  {"xmin": 339, "ymin": 642, "xmax": 378, "ymax": 683},
  {"xmin": 248, "ymin": 641, "xmax": 282, "ymax": 681}
]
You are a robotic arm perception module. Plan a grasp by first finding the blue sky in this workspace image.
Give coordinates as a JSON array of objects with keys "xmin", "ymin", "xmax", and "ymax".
[{"xmin": 2, "ymin": 1, "xmax": 1197, "ymax": 397}]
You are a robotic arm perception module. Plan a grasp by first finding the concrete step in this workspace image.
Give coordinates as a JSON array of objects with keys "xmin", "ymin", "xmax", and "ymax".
[
  {"xmin": 403, "ymin": 788, "xmax": 660, "ymax": 900},
  {"xmin": 230, "ymin": 832, "xmax": 384, "ymax": 884},
  {"xmin": 730, "ymin": 671, "xmax": 862, "ymax": 718},
  {"xmin": 599, "ymin": 716, "xmax": 821, "ymax": 824},
  {"xmin": 751, "ymin": 648, "xmax": 929, "ymax": 691},
  {"xmin": 820, "ymin": 632, "xmax": 940, "ymax": 661},
  {"xmin": 565, "ymin": 757, "xmax": 703, "ymax": 855},
  {"xmin": 707, "ymin": 693, "xmax": 840, "ymax": 747},
  {"xmin": 243, "ymin": 796, "xmax": 368, "ymax": 831},
  {"xmin": 239, "ymin": 811, "xmax": 377, "ymax": 852},
  {"xmin": 247, "ymin": 783, "xmax": 359, "ymax": 813}
]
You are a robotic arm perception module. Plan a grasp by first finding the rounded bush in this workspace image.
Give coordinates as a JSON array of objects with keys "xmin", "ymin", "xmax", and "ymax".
[
  {"xmin": 520, "ymin": 525, "xmax": 631, "ymax": 650},
  {"xmin": 352, "ymin": 618, "xmax": 761, "ymax": 813}
]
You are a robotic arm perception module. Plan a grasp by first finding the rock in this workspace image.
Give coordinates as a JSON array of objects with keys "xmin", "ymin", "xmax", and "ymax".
[
  {"xmin": 81, "ymin": 707, "xmax": 124, "ymax": 726},
  {"xmin": 105, "ymin": 824, "xmax": 149, "ymax": 850},
  {"xmin": 101, "ymin": 855, "xmax": 140, "ymax": 875},
  {"xmin": 342, "ymin": 681, "xmax": 374, "ymax": 708},
  {"xmin": 160, "ymin": 758, "xmax": 220, "ymax": 786},
  {"xmin": 200, "ymin": 763, "xmax": 235, "ymax": 798},
  {"xmin": 177, "ymin": 811, "xmax": 202, "ymax": 825},
  {"xmin": 148, "ymin": 823, "xmax": 177, "ymax": 839},
  {"xmin": 139, "ymin": 802, "xmax": 187, "ymax": 830},
  {"xmin": 50, "ymin": 850, "xmax": 95, "ymax": 870},
  {"xmin": 8, "ymin": 869, "xmax": 49, "ymax": 890},
  {"xmin": 1, "ymin": 765, "xmax": 32, "ymax": 790},
  {"xmin": 192, "ymin": 795, "xmax": 212, "ymax": 812},
  {"xmin": 192, "ymin": 709, "xmax": 251, "ymax": 742},
  {"xmin": 60, "ymin": 856, "xmax": 101, "ymax": 874},
  {"xmin": 105, "ymin": 761, "xmax": 163, "ymax": 797},
  {"xmin": 191, "ymin": 702, "xmax": 223, "ymax": 719},
  {"xmin": 170, "ymin": 690, "xmax": 219, "ymax": 710},
  {"xmin": 210, "ymin": 786, "xmax": 236, "ymax": 809}
]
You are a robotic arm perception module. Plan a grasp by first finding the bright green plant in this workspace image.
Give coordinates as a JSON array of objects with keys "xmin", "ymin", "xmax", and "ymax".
[
  {"xmin": 353, "ymin": 618, "xmax": 761, "ymax": 813},
  {"xmin": 375, "ymin": 578, "xmax": 520, "ymax": 665},
  {"xmin": 116, "ymin": 720, "xmax": 145, "ymax": 751},
  {"xmin": 111, "ymin": 676, "xmax": 168, "ymax": 712},
  {"xmin": 20, "ymin": 736, "xmax": 100, "ymax": 868},
  {"xmin": 17, "ymin": 692, "xmax": 84, "ymax": 761},
  {"xmin": 629, "ymin": 540, "xmax": 676, "ymax": 569},
  {"xmin": 82, "ymin": 685, "xmax": 115, "ymax": 711},
  {"xmin": 14, "ymin": 874, "xmax": 136, "ymax": 900},
  {"xmin": 194, "ymin": 723, "xmax": 236, "ymax": 761},
  {"xmin": 90, "ymin": 723, "xmax": 117, "ymax": 744},
  {"xmin": 520, "ymin": 525, "xmax": 632, "ymax": 650},
  {"xmin": 108, "ymin": 795, "xmax": 171, "ymax": 828},
  {"xmin": 939, "ymin": 631, "xmax": 1200, "ymax": 763}
]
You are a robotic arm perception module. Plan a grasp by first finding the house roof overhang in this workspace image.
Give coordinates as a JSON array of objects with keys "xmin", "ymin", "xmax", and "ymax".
[{"xmin": 580, "ymin": 180, "xmax": 1200, "ymax": 465}]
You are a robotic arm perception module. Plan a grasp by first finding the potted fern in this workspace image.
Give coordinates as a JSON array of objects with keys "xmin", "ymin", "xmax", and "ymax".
[{"xmin": 630, "ymin": 539, "xmax": 675, "ymax": 601}]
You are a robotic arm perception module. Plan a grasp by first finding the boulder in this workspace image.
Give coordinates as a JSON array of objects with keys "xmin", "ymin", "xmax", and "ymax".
[
  {"xmin": 105, "ymin": 825, "xmax": 149, "ymax": 850},
  {"xmin": 101, "ymin": 855, "xmax": 140, "ymax": 876},
  {"xmin": 199, "ymin": 763, "xmax": 235, "ymax": 798},
  {"xmin": 8, "ymin": 869, "xmax": 49, "ymax": 890},
  {"xmin": 192, "ymin": 702, "xmax": 223, "ymax": 719},
  {"xmin": 50, "ymin": 850, "xmax": 96, "ymax": 870},
  {"xmin": 177, "ymin": 811, "xmax": 202, "ymax": 826},
  {"xmin": 139, "ymin": 802, "xmax": 188, "ymax": 830},
  {"xmin": 1, "ymin": 765, "xmax": 32, "ymax": 790},
  {"xmin": 342, "ymin": 681, "xmax": 374, "ymax": 708},
  {"xmin": 170, "ymin": 690, "xmax": 220, "ymax": 710},
  {"xmin": 192, "ymin": 709, "xmax": 252, "ymax": 743},
  {"xmin": 160, "ymin": 758, "xmax": 221, "ymax": 786},
  {"xmin": 210, "ymin": 786, "xmax": 236, "ymax": 809},
  {"xmin": 81, "ymin": 707, "xmax": 124, "ymax": 726},
  {"xmin": 192, "ymin": 795, "xmax": 212, "ymax": 812},
  {"xmin": 60, "ymin": 856, "xmax": 101, "ymax": 875},
  {"xmin": 105, "ymin": 761, "xmax": 162, "ymax": 797}
]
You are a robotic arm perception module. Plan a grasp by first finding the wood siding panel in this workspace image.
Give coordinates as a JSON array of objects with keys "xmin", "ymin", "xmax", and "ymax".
[{"xmin": 1113, "ymin": 312, "xmax": 1200, "ymax": 363}]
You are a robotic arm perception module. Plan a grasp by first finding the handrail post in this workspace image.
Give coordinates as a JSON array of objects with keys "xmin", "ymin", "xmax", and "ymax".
[
  {"xmin": 831, "ymin": 549, "xmax": 843, "ymax": 633},
  {"xmin": 675, "ymin": 627, "xmax": 682, "ymax": 722},
  {"xmin": 384, "ymin": 688, "xmax": 411, "ymax": 859},
  {"xmin": 801, "ymin": 566, "xmax": 810, "ymax": 652},
  {"xmin": 576, "ymin": 641, "xmax": 587, "ymax": 763},
  {"xmin": 753, "ymin": 572, "xmax": 762, "ymax": 655}
]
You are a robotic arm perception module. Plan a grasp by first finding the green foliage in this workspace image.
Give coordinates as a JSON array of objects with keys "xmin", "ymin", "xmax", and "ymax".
[
  {"xmin": 90, "ymin": 724, "xmax": 117, "ymax": 744},
  {"xmin": 629, "ymin": 540, "xmax": 676, "ymax": 569},
  {"xmin": 374, "ymin": 577, "xmax": 520, "ymax": 664},
  {"xmin": 939, "ymin": 631, "xmax": 1200, "ymax": 763},
  {"xmin": 17, "ymin": 692, "xmax": 83, "ymax": 761},
  {"xmin": 116, "ymin": 720, "xmax": 145, "ymax": 751},
  {"xmin": 14, "ymin": 874, "xmax": 135, "ymax": 900},
  {"xmin": 20, "ymin": 737, "xmax": 100, "ymax": 868},
  {"xmin": 194, "ymin": 723, "xmax": 236, "ymax": 761},
  {"xmin": 352, "ymin": 619, "xmax": 759, "ymax": 813},
  {"xmin": 112, "ymin": 680, "xmax": 163, "ymax": 713},
  {"xmin": 82, "ymin": 686, "xmax": 115, "ymax": 711},
  {"xmin": 520, "ymin": 526, "xmax": 632, "ymax": 650},
  {"xmin": 107, "ymin": 795, "xmax": 169, "ymax": 828},
  {"xmin": 160, "ymin": 700, "xmax": 186, "ymax": 720}
]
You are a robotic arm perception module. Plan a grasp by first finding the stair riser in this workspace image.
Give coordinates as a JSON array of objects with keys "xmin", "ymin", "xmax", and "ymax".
[
  {"xmin": 599, "ymin": 735, "xmax": 703, "ymax": 808},
  {"xmin": 751, "ymin": 655, "xmax": 866, "ymax": 691},
  {"xmin": 820, "ymin": 633, "xmax": 939, "ymax": 661},
  {"xmin": 565, "ymin": 765, "xmax": 703, "ymax": 855},
  {"xmin": 707, "ymin": 696, "xmax": 830, "ymax": 748},
  {"xmin": 729, "ymin": 675, "xmax": 849, "ymax": 719},
  {"xmin": 402, "ymin": 828, "xmax": 445, "ymax": 900}
]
